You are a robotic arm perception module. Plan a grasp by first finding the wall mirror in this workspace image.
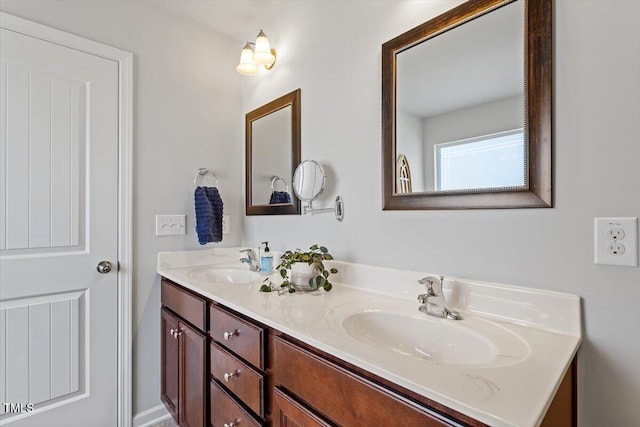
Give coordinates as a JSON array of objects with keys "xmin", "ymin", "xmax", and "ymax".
[
  {"xmin": 382, "ymin": 0, "xmax": 552, "ymax": 209},
  {"xmin": 246, "ymin": 89, "xmax": 301, "ymax": 215}
]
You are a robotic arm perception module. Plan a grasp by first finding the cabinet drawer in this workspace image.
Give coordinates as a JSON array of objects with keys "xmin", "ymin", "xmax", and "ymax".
[
  {"xmin": 274, "ymin": 387, "xmax": 332, "ymax": 427},
  {"xmin": 211, "ymin": 342, "xmax": 264, "ymax": 418},
  {"xmin": 161, "ymin": 279, "xmax": 206, "ymax": 331},
  {"xmin": 210, "ymin": 304, "xmax": 264, "ymax": 370},
  {"xmin": 211, "ymin": 380, "xmax": 262, "ymax": 427},
  {"xmin": 274, "ymin": 337, "xmax": 455, "ymax": 427}
]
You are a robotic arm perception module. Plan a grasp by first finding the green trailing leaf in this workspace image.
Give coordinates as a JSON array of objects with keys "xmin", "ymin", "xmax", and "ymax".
[
  {"xmin": 323, "ymin": 282, "xmax": 332, "ymax": 291},
  {"xmin": 319, "ymin": 246, "xmax": 328, "ymax": 253},
  {"xmin": 323, "ymin": 270, "xmax": 329, "ymax": 278},
  {"xmin": 310, "ymin": 244, "xmax": 319, "ymax": 250},
  {"xmin": 330, "ymin": 268, "xmax": 338, "ymax": 274},
  {"xmin": 280, "ymin": 269, "xmax": 287, "ymax": 279},
  {"xmin": 324, "ymin": 254, "xmax": 334, "ymax": 260},
  {"xmin": 259, "ymin": 284, "xmax": 273, "ymax": 292},
  {"xmin": 288, "ymin": 288, "xmax": 296, "ymax": 293}
]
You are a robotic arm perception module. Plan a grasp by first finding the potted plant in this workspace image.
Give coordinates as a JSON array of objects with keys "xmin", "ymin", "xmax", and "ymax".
[{"xmin": 259, "ymin": 244, "xmax": 338, "ymax": 293}]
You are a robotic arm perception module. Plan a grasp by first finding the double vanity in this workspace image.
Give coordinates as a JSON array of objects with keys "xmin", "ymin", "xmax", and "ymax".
[{"xmin": 158, "ymin": 248, "xmax": 581, "ymax": 427}]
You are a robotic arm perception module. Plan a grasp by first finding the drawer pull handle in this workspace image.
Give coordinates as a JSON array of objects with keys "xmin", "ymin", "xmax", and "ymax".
[
  {"xmin": 223, "ymin": 370, "xmax": 238, "ymax": 382},
  {"xmin": 223, "ymin": 330, "xmax": 237, "ymax": 340},
  {"xmin": 223, "ymin": 422, "xmax": 236, "ymax": 427},
  {"xmin": 170, "ymin": 328, "xmax": 183, "ymax": 339}
]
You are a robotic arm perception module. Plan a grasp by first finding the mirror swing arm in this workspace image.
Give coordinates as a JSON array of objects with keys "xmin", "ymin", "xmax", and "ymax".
[
  {"xmin": 292, "ymin": 160, "xmax": 344, "ymax": 222},
  {"xmin": 381, "ymin": 0, "xmax": 552, "ymax": 210},
  {"xmin": 302, "ymin": 197, "xmax": 344, "ymax": 221}
]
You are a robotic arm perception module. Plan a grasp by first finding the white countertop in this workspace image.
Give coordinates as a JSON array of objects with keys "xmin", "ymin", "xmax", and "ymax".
[{"xmin": 158, "ymin": 248, "xmax": 581, "ymax": 427}]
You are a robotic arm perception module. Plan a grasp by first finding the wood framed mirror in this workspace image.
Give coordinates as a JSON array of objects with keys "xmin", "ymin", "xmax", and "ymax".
[
  {"xmin": 246, "ymin": 89, "xmax": 301, "ymax": 215},
  {"xmin": 382, "ymin": 0, "xmax": 552, "ymax": 210}
]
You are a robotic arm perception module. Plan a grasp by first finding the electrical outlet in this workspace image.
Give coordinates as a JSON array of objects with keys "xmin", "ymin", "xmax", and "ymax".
[
  {"xmin": 606, "ymin": 242, "xmax": 625, "ymax": 256},
  {"xmin": 222, "ymin": 215, "xmax": 230, "ymax": 234},
  {"xmin": 607, "ymin": 228, "xmax": 625, "ymax": 240},
  {"xmin": 156, "ymin": 214, "xmax": 186, "ymax": 236},
  {"xmin": 594, "ymin": 217, "xmax": 638, "ymax": 266}
]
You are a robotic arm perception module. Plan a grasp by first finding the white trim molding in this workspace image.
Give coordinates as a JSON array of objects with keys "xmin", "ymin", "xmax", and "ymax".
[
  {"xmin": 132, "ymin": 405, "xmax": 172, "ymax": 427},
  {"xmin": 0, "ymin": 12, "xmax": 134, "ymax": 427}
]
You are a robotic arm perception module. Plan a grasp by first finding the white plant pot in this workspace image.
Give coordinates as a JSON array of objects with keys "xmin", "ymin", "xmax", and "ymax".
[{"xmin": 290, "ymin": 262, "xmax": 317, "ymax": 292}]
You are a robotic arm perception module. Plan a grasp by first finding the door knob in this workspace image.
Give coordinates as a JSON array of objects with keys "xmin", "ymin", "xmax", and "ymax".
[{"xmin": 97, "ymin": 261, "xmax": 113, "ymax": 274}]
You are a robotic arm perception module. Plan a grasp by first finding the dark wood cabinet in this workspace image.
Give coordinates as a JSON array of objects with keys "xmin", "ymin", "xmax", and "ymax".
[
  {"xmin": 180, "ymin": 322, "xmax": 207, "ymax": 427},
  {"xmin": 161, "ymin": 308, "xmax": 180, "ymax": 421},
  {"xmin": 161, "ymin": 280, "xmax": 207, "ymax": 426},
  {"xmin": 160, "ymin": 277, "xmax": 575, "ymax": 427},
  {"xmin": 209, "ymin": 303, "xmax": 265, "ymax": 426},
  {"xmin": 273, "ymin": 387, "xmax": 331, "ymax": 427},
  {"xmin": 273, "ymin": 336, "xmax": 459, "ymax": 427}
]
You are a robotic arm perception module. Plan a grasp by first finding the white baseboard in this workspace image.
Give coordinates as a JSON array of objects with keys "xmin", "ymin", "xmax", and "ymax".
[{"xmin": 132, "ymin": 404, "xmax": 171, "ymax": 427}]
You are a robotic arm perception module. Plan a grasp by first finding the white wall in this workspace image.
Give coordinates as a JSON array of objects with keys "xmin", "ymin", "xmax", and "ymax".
[
  {"xmin": 396, "ymin": 109, "xmax": 425, "ymax": 191},
  {"xmin": 242, "ymin": 1, "xmax": 640, "ymax": 426},
  {"xmin": 0, "ymin": 0, "xmax": 243, "ymax": 415}
]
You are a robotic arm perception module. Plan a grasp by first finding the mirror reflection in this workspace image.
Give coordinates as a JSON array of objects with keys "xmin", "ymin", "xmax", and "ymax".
[
  {"xmin": 251, "ymin": 106, "xmax": 292, "ymax": 204},
  {"xmin": 395, "ymin": 0, "xmax": 525, "ymax": 194},
  {"xmin": 245, "ymin": 89, "xmax": 301, "ymax": 216}
]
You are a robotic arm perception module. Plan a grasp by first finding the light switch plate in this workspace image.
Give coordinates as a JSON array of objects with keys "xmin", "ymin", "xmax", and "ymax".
[
  {"xmin": 156, "ymin": 214, "xmax": 186, "ymax": 236},
  {"xmin": 594, "ymin": 217, "xmax": 638, "ymax": 266}
]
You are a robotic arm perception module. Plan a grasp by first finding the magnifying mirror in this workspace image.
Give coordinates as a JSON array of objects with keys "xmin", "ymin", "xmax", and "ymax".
[
  {"xmin": 292, "ymin": 160, "xmax": 344, "ymax": 222},
  {"xmin": 293, "ymin": 160, "xmax": 326, "ymax": 201}
]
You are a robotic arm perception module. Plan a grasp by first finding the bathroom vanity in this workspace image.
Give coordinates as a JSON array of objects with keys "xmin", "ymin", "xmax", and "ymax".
[{"xmin": 158, "ymin": 248, "xmax": 581, "ymax": 427}]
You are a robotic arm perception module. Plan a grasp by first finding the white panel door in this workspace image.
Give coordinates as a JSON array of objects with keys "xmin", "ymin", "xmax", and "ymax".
[{"xmin": 0, "ymin": 24, "xmax": 119, "ymax": 427}]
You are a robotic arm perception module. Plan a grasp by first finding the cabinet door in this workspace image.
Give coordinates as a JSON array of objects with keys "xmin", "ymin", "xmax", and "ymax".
[
  {"xmin": 273, "ymin": 387, "xmax": 331, "ymax": 427},
  {"xmin": 180, "ymin": 321, "xmax": 207, "ymax": 427},
  {"xmin": 161, "ymin": 308, "xmax": 180, "ymax": 422}
]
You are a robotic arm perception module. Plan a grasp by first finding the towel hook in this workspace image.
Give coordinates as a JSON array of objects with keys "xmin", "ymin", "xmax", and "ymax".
[
  {"xmin": 270, "ymin": 175, "xmax": 288, "ymax": 192},
  {"xmin": 194, "ymin": 168, "xmax": 219, "ymax": 187}
]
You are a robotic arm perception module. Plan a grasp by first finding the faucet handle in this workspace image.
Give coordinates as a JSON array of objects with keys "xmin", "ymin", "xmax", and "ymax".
[
  {"xmin": 239, "ymin": 248, "xmax": 257, "ymax": 259},
  {"xmin": 417, "ymin": 276, "xmax": 443, "ymax": 296}
]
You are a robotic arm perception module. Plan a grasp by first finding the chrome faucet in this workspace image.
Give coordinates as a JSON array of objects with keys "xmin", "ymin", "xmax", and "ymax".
[
  {"xmin": 239, "ymin": 249, "xmax": 261, "ymax": 272},
  {"xmin": 417, "ymin": 275, "xmax": 462, "ymax": 320}
]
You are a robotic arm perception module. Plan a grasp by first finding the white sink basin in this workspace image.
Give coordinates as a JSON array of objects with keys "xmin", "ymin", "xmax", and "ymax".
[
  {"xmin": 187, "ymin": 267, "xmax": 261, "ymax": 285},
  {"xmin": 327, "ymin": 301, "xmax": 529, "ymax": 366}
]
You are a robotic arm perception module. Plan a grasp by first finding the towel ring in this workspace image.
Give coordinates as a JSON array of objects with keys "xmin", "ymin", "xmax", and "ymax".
[
  {"xmin": 271, "ymin": 176, "xmax": 289, "ymax": 192},
  {"xmin": 194, "ymin": 168, "xmax": 219, "ymax": 187}
]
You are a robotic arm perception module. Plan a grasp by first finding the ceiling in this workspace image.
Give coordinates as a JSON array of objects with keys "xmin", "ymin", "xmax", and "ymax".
[{"xmin": 144, "ymin": 0, "xmax": 289, "ymax": 42}]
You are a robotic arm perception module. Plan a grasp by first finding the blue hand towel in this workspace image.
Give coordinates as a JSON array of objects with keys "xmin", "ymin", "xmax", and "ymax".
[
  {"xmin": 269, "ymin": 191, "xmax": 292, "ymax": 204},
  {"xmin": 194, "ymin": 186, "xmax": 223, "ymax": 244}
]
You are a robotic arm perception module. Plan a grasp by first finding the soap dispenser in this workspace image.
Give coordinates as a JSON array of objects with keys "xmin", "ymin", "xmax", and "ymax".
[{"xmin": 260, "ymin": 241, "xmax": 273, "ymax": 274}]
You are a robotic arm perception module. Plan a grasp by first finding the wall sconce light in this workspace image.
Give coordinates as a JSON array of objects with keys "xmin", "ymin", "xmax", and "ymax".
[{"xmin": 236, "ymin": 30, "xmax": 277, "ymax": 76}]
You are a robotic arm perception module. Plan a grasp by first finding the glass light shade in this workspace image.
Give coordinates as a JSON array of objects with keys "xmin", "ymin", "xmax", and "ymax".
[
  {"xmin": 236, "ymin": 43, "xmax": 258, "ymax": 76},
  {"xmin": 253, "ymin": 30, "xmax": 275, "ymax": 66}
]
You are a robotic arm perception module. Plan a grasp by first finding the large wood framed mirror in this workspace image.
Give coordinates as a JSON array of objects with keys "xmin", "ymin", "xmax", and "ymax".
[
  {"xmin": 382, "ymin": 0, "xmax": 552, "ymax": 209},
  {"xmin": 246, "ymin": 89, "xmax": 301, "ymax": 215}
]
